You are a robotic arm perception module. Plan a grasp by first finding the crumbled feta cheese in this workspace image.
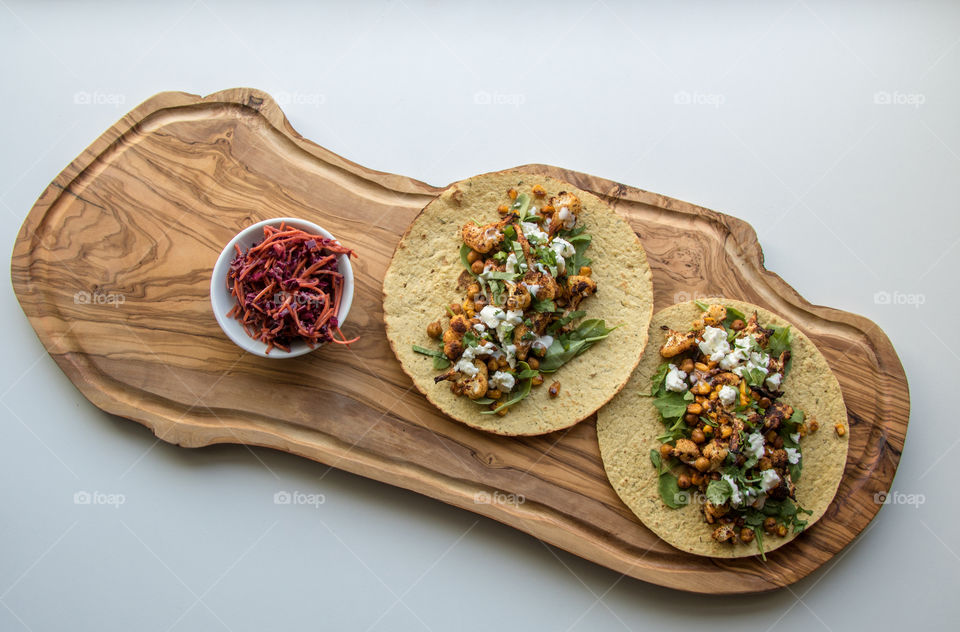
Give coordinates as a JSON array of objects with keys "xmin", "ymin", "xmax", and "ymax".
[
  {"xmin": 765, "ymin": 372, "xmax": 782, "ymax": 391},
  {"xmin": 454, "ymin": 358, "xmax": 478, "ymax": 376},
  {"xmin": 520, "ymin": 222, "xmax": 549, "ymax": 244},
  {"xmin": 718, "ymin": 384, "xmax": 738, "ymax": 407},
  {"xmin": 460, "ymin": 341, "xmax": 497, "ymax": 362},
  {"xmin": 665, "ymin": 364, "xmax": 688, "ymax": 392},
  {"xmin": 785, "ymin": 448, "xmax": 801, "ymax": 464},
  {"xmin": 557, "ymin": 206, "xmax": 576, "ymax": 229},
  {"xmin": 522, "ymin": 282, "xmax": 540, "ymax": 299},
  {"xmin": 790, "ymin": 432, "xmax": 800, "ymax": 444},
  {"xmin": 759, "ymin": 469, "xmax": 781, "ymax": 492},
  {"xmin": 532, "ymin": 334, "xmax": 554, "ymax": 351},
  {"xmin": 732, "ymin": 350, "xmax": 770, "ymax": 379},
  {"xmin": 743, "ymin": 432, "xmax": 766, "ymax": 462},
  {"xmin": 473, "ymin": 322, "xmax": 486, "ymax": 332},
  {"xmin": 504, "ymin": 252, "xmax": 519, "ymax": 274},
  {"xmin": 722, "ymin": 474, "xmax": 744, "ymax": 508},
  {"xmin": 504, "ymin": 310, "xmax": 523, "ymax": 326},
  {"xmin": 490, "ymin": 371, "xmax": 516, "ymax": 392},
  {"xmin": 478, "ymin": 305, "xmax": 505, "ymax": 329},
  {"xmin": 550, "ymin": 237, "xmax": 575, "ymax": 258},
  {"xmin": 698, "ymin": 326, "xmax": 730, "ymax": 362},
  {"xmin": 503, "ymin": 344, "xmax": 517, "ymax": 367}
]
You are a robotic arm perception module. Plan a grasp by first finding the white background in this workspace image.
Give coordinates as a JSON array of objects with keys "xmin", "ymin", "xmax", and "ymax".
[{"xmin": 1, "ymin": 1, "xmax": 953, "ymax": 630}]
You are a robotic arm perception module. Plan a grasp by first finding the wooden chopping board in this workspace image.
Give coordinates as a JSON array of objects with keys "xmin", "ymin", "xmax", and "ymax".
[{"xmin": 10, "ymin": 87, "xmax": 909, "ymax": 593}]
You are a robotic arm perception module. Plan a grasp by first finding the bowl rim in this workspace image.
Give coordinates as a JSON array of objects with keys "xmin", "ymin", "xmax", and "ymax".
[{"xmin": 210, "ymin": 217, "xmax": 354, "ymax": 358}]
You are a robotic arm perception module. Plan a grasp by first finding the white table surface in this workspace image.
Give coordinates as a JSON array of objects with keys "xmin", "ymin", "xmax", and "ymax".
[{"xmin": 1, "ymin": 1, "xmax": 953, "ymax": 630}]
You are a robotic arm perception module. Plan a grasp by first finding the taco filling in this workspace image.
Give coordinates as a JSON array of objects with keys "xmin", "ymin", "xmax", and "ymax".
[
  {"xmin": 411, "ymin": 185, "xmax": 616, "ymax": 415},
  {"xmin": 649, "ymin": 301, "xmax": 826, "ymax": 557}
]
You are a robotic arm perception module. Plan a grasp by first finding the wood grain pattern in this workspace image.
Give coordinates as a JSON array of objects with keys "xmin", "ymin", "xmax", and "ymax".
[{"xmin": 10, "ymin": 88, "xmax": 910, "ymax": 593}]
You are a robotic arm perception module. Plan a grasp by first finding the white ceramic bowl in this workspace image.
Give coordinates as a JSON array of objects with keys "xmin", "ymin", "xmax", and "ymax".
[{"xmin": 210, "ymin": 217, "xmax": 354, "ymax": 358}]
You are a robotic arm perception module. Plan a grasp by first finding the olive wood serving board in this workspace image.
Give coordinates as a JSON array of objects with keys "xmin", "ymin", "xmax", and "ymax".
[{"xmin": 10, "ymin": 88, "xmax": 909, "ymax": 593}]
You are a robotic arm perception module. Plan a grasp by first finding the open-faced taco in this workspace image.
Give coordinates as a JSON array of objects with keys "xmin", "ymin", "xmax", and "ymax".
[
  {"xmin": 383, "ymin": 171, "xmax": 653, "ymax": 436},
  {"xmin": 597, "ymin": 299, "xmax": 849, "ymax": 558}
]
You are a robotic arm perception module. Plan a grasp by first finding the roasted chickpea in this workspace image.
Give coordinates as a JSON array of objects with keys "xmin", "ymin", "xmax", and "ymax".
[
  {"xmin": 497, "ymin": 358, "xmax": 508, "ymax": 369},
  {"xmin": 426, "ymin": 320, "xmax": 443, "ymax": 339},
  {"xmin": 757, "ymin": 457, "xmax": 772, "ymax": 471},
  {"xmin": 527, "ymin": 357, "xmax": 540, "ymax": 370},
  {"xmin": 548, "ymin": 381, "xmax": 560, "ymax": 398},
  {"xmin": 720, "ymin": 425, "xmax": 733, "ymax": 439},
  {"xmin": 507, "ymin": 188, "xmax": 518, "ymax": 200},
  {"xmin": 694, "ymin": 457, "xmax": 710, "ymax": 472},
  {"xmin": 691, "ymin": 428, "xmax": 706, "ymax": 444},
  {"xmin": 470, "ymin": 259, "xmax": 485, "ymax": 275},
  {"xmin": 659, "ymin": 443, "xmax": 673, "ymax": 460},
  {"xmin": 677, "ymin": 474, "xmax": 691, "ymax": 490},
  {"xmin": 740, "ymin": 527, "xmax": 755, "ymax": 543},
  {"xmin": 691, "ymin": 471, "xmax": 705, "ymax": 486},
  {"xmin": 763, "ymin": 517, "xmax": 778, "ymax": 534},
  {"xmin": 731, "ymin": 319, "xmax": 746, "ymax": 331},
  {"xmin": 579, "ymin": 266, "xmax": 592, "ymax": 277},
  {"xmin": 686, "ymin": 403, "xmax": 703, "ymax": 415},
  {"xmin": 758, "ymin": 397, "xmax": 772, "ymax": 409},
  {"xmin": 497, "ymin": 204, "xmax": 510, "ymax": 215},
  {"xmin": 531, "ymin": 374, "xmax": 544, "ymax": 387},
  {"xmin": 532, "ymin": 184, "xmax": 547, "ymax": 197},
  {"xmin": 466, "ymin": 283, "xmax": 481, "ymax": 298},
  {"xmin": 773, "ymin": 436, "xmax": 784, "ymax": 449},
  {"xmin": 776, "ymin": 524, "xmax": 788, "ymax": 537},
  {"xmin": 487, "ymin": 359, "xmax": 499, "ymax": 372},
  {"xmin": 835, "ymin": 423, "xmax": 846, "ymax": 437},
  {"xmin": 685, "ymin": 413, "xmax": 699, "ymax": 425},
  {"xmin": 679, "ymin": 358, "xmax": 695, "ymax": 373},
  {"xmin": 467, "ymin": 249, "xmax": 482, "ymax": 264},
  {"xmin": 449, "ymin": 303, "xmax": 463, "ymax": 315},
  {"xmin": 486, "ymin": 389, "xmax": 502, "ymax": 400}
]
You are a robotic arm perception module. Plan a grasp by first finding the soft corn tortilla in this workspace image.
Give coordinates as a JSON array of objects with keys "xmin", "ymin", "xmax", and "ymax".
[
  {"xmin": 596, "ymin": 299, "xmax": 849, "ymax": 557},
  {"xmin": 383, "ymin": 171, "xmax": 653, "ymax": 436}
]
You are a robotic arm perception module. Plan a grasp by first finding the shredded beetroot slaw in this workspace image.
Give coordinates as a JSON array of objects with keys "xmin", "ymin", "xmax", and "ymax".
[{"xmin": 225, "ymin": 222, "xmax": 358, "ymax": 353}]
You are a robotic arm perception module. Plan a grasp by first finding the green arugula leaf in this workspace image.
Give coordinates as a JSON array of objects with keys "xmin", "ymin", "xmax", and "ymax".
[
  {"xmin": 462, "ymin": 331, "xmax": 478, "ymax": 348},
  {"xmin": 413, "ymin": 345, "xmax": 451, "ymax": 369},
  {"xmin": 569, "ymin": 232, "xmax": 593, "ymax": 273},
  {"xmin": 767, "ymin": 325, "xmax": 792, "ymax": 358},
  {"xmin": 510, "ymin": 193, "xmax": 531, "ymax": 220},
  {"xmin": 658, "ymin": 473, "xmax": 688, "ymax": 509},
  {"xmin": 538, "ymin": 319, "xmax": 617, "ymax": 372},
  {"xmin": 706, "ymin": 478, "xmax": 732, "ymax": 506},
  {"xmin": 722, "ymin": 306, "xmax": 747, "ymax": 328},
  {"xmin": 459, "ymin": 243, "xmax": 475, "ymax": 276},
  {"xmin": 652, "ymin": 391, "xmax": 689, "ymax": 420},
  {"xmin": 412, "ymin": 345, "xmax": 445, "ymax": 358},
  {"xmin": 481, "ymin": 270, "xmax": 520, "ymax": 281},
  {"xmin": 649, "ymin": 449, "xmax": 663, "ymax": 473},
  {"xmin": 650, "ymin": 362, "xmax": 671, "ymax": 396}
]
